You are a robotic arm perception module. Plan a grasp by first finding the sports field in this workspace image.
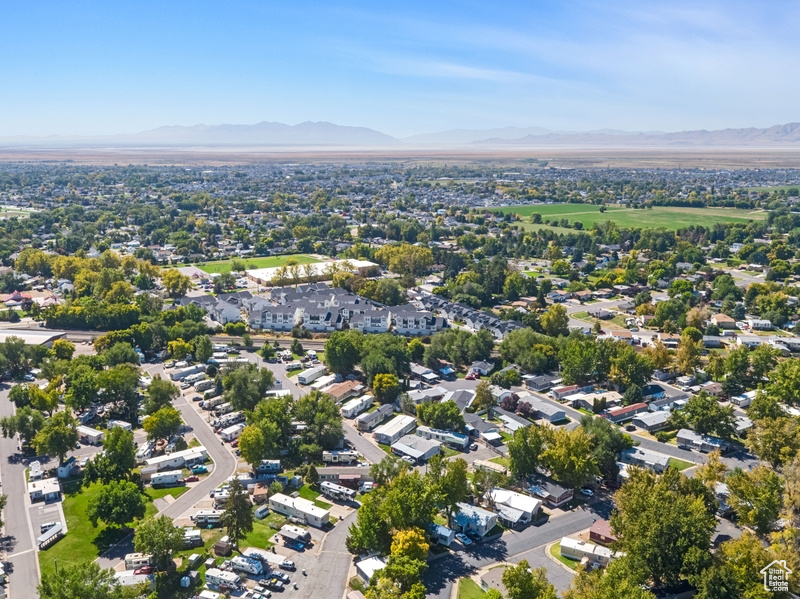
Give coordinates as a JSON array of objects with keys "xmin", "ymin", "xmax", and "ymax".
[
  {"xmin": 492, "ymin": 204, "xmax": 766, "ymax": 231},
  {"xmin": 196, "ymin": 254, "xmax": 320, "ymax": 274}
]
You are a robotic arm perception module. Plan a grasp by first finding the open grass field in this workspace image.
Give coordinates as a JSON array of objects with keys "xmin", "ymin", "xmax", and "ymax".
[
  {"xmin": 493, "ymin": 204, "xmax": 766, "ymax": 231},
  {"xmin": 195, "ymin": 254, "xmax": 320, "ymax": 274},
  {"xmin": 38, "ymin": 480, "xmax": 188, "ymax": 578}
]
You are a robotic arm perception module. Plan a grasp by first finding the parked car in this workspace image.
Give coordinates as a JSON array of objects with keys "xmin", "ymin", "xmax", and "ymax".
[
  {"xmin": 40, "ymin": 521, "xmax": 58, "ymax": 533},
  {"xmin": 465, "ymin": 373, "xmax": 477, "ymax": 380},
  {"xmin": 134, "ymin": 566, "xmax": 153, "ymax": 575},
  {"xmin": 580, "ymin": 487, "xmax": 594, "ymax": 497},
  {"xmin": 469, "ymin": 443, "xmax": 478, "ymax": 451},
  {"xmin": 455, "ymin": 533, "xmax": 472, "ymax": 546},
  {"xmin": 192, "ymin": 465, "xmax": 208, "ymax": 474},
  {"xmin": 185, "ymin": 475, "xmax": 199, "ymax": 483},
  {"xmin": 273, "ymin": 572, "xmax": 290, "ymax": 584}
]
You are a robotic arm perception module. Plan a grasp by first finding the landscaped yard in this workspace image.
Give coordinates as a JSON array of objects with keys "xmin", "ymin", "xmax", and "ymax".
[
  {"xmin": 194, "ymin": 254, "xmax": 320, "ymax": 274},
  {"xmin": 457, "ymin": 578, "xmax": 488, "ymax": 599},
  {"xmin": 39, "ymin": 480, "xmax": 190, "ymax": 578},
  {"xmin": 669, "ymin": 457, "xmax": 696, "ymax": 471},
  {"xmin": 489, "ymin": 456, "xmax": 510, "ymax": 468},
  {"xmin": 549, "ymin": 542, "xmax": 579, "ymax": 570},
  {"xmin": 241, "ymin": 511, "xmax": 286, "ymax": 549},
  {"xmin": 492, "ymin": 204, "xmax": 766, "ymax": 231},
  {"xmin": 298, "ymin": 484, "xmax": 333, "ymax": 509}
]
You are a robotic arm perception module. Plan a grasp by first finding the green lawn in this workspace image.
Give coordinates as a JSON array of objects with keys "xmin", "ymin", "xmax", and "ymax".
[
  {"xmin": 489, "ymin": 456, "xmax": 510, "ymax": 468},
  {"xmin": 298, "ymin": 485, "xmax": 333, "ymax": 509},
  {"xmin": 549, "ymin": 542, "xmax": 579, "ymax": 570},
  {"xmin": 669, "ymin": 457, "xmax": 696, "ymax": 471},
  {"xmin": 195, "ymin": 254, "xmax": 320, "ymax": 274},
  {"xmin": 241, "ymin": 512, "xmax": 286, "ymax": 549},
  {"xmin": 39, "ymin": 481, "xmax": 189, "ymax": 578},
  {"xmin": 457, "ymin": 578, "xmax": 488, "ymax": 599},
  {"xmin": 492, "ymin": 204, "xmax": 766, "ymax": 231}
]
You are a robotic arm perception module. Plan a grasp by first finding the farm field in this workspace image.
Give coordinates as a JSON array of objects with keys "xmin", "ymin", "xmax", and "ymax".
[
  {"xmin": 194, "ymin": 254, "xmax": 321, "ymax": 274},
  {"xmin": 492, "ymin": 204, "xmax": 766, "ymax": 231}
]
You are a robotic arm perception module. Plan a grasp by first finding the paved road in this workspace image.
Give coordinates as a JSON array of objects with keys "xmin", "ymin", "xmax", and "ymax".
[
  {"xmin": 0, "ymin": 383, "xmax": 41, "ymax": 599},
  {"xmin": 342, "ymin": 422, "xmax": 387, "ymax": 465},
  {"xmin": 424, "ymin": 507, "xmax": 600, "ymax": 598},
  {"xmin": 96, "ymin": 372, "xmax": 239, "ymax": 569}
]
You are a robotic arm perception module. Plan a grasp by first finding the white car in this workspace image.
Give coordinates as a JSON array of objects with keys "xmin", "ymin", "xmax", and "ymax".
[
  {"xmin": 580, "ymin": 488, "xmax": 594, "ymax": 497},
  {"xmin": 455, "ymin": 533, "xmax": 473, "ymax": 546}
]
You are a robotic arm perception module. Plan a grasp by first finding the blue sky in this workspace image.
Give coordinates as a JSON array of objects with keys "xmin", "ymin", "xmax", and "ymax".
[{"xmin": 1, "ymin": 1, "xmax": 798, "ymax": 137}]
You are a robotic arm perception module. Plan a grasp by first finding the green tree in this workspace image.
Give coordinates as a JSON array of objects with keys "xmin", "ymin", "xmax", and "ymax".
[
  {"xmin": 745, "ymin": 417, "xmax": 800, "ymax": 468},
  {"xmin": 407, "ymin": 338, "xmax": 424, "ymax": 363},
  {"xmin": 507, "ymin": 425, "xmax": 548, "ymax": 479},
  {"xmin": 373, "ymin": 373, "xmax": 400, "ymax": 404},
  {"xmin": 193, "ymin": 334, "xmax": 213, "ymax": 364},
  {"xmin": 52, "ymin": 339, "xmax": 76, "ymax": 361},
  {"xmin": 84, "ymin": 426, "xmax": 136, "ymax": 486},
  {"xmin": 142, "ymin": 406, "xmax": 182, "ymax": 442},
  {"xmin": 292, "ymin": 390, "xmax": 344, "ymax": 453},
  {"xmin": 102, "ymin": 342, "xmax": 140, "ymax": 366},
  {"xmin": 611, "ymin": 468, "xmax": 716, "ymax": 586},
  {"xmin": 221, "ymin": 478, "xmax": 254, "ymax": 548},
  {"xmin": 143, "ymin": 375, "xmax": 178, "ymax": 414},
  {"xmin": 768, "ymin": 359, "xmax": 800, "ymax": 404},
  {"xmin": 726, "ymin": 466, "xmax": 784, "ymax": 535},
  {"xmin": 681, "ymin": 391, "xmax": 737, "ymax": 439},
  {"xmin": 33, "ymin": 409, "xmax": 79, "ymax": 464},
  {"xmin": 0, "ymin": 336, "xmax": 28, "ymax": 377},
  {"xmin": 65, "ymin": 364, "xmax": 99, "ymax": 412},
  {"xmin": 222, "ymin": 363, "xmax": 275, "ymax": 411},
  {"xmin": 324, "ymin": 330, "xmax": 364, "ymax": 374},
  {"xmin": 161, "ymin": 269, "xmax": 192, "ymax": 298},
  {"xmin": 559, "ymin": 336, "xmax": 598, "ymax": 385},
  {"xmin": 540, "ymin": 304, "xmax": 569, "ymax": 337},
  {"xmin": 675, "ymin": 337, "xmax": 703, "ymax": 375},
  {"xmin": 87, "ymin": 480, "xmax": 146, "ymax": 528},
  {"xmin": 167, "ymin": 338, "xmax": 193, "ymax": 360},
  {"xmin": 427, "ymin": 456, "xmax": 470, "ymax": 526},
  {"xmin": 502, "ymin": 560, "xmax": 557, "ymax": 599},
  {"xmin": 472, "ymin": 380, "xmax": 495, "ymax": 411},
  {"xmin": 380, "ymin": 527, "xmax": 430, "ymax": 594},
  {"xmin": 542, "ymin": 427, "xmax": 599, "ymax": 489},
  {"xmin": 134, "ymin": 515, "xmax": 186, "ymax": 571},
  {"xmin": 416, "ymin": 400, "xmax": 464, "ymax": 431},
  {"xmin": 238, "ymin": 424, "xmax": 273, "ymax": 468},
  {"xmin": 580, "ymin": 415, "xmax": 633, "ymax": 482},
  {"xmin": 564, "ymin": 560, "xmax": 654, "ymax": 599},
  {"xmin": 38, "ymin": 562, "xmax": 130, "ymax": 599},
  {"xmin": 0, "ymin": 405, "xmax": 45, "ymax": 446},
  {"xmin": 369, "ymin": 455, "xmax": 410, "ymax": 486}
]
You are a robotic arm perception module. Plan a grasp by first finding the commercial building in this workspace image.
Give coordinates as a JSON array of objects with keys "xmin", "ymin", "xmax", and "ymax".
[{"xmin": 28, "ymin": 478, "xmax": 61, "ymax": 503}]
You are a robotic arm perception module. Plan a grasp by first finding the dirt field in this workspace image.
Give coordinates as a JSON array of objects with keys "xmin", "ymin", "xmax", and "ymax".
[{"xmin": 2, "ymin": 145, "xmax": 800, "ymax": 168}]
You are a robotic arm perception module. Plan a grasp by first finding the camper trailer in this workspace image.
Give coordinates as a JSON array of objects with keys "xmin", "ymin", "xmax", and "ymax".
[
  {"xmin": 150, "ymin": 470, "xmax": 184, "ymax": 487},
  {"xmin": 230, "ymin": 556, "xmax": 263, "ymax": 576},
  {"xmin": 322, "ymin": 450, "xmax": 359, "ymax": 464},
  {"xmin": 124, "ymin": 553, "xmax": 153, "ymax": 570}
]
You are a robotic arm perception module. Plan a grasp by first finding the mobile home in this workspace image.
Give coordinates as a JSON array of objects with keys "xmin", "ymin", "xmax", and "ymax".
[
  {"xmin": 205, "ymin": 568, "xmax": 240, "ymax": 589},
  {"xmin": 297, "ymin": 365, "xmax": 328, "ymax": 385},
  {"xmin": 191, "ymin": 509, "xmax": 224, "ymax": 527},
  {"xmin": 151, "ymin": 470, "xmax": 184, "ymax": 487},
  {"xmin": 269, "ymin": 493, "xmax": 330, "ymax": 527},
  {"xmin": 341, "ymin": 395, "xmax": 374, "ymax": 419},
  {"xmin": 77, "ymin": 425, "xmax": 105, "ymax": 446},
  {"xmin": 170, "ymin": 364, "xmax": 206, "ymax": 381},
  {"xmin": 220, "ymin": 423, "xmax": 245, "ymax": 442},
  {"xmin": 320, "ymin": 481, "xmax": 357, "ymax": 501},
  {"xmin": 322, "ymin": 450, "xmax": 359, "ymax": 464}
]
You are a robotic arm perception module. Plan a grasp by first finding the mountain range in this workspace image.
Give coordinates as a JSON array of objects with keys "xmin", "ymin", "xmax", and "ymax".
[{"xmin": 3, "ymin": 121, "xmax": 800, "ymax": 148}]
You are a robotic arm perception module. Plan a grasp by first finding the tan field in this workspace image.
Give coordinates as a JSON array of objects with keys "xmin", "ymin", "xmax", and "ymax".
[{"xmin": 1, "ymin": 144, "xmax": 800, "ymax": 168}]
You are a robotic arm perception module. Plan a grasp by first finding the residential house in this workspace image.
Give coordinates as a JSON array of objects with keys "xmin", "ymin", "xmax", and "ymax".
[
  {"xmin": 488, "ymin": 489, "xmax": 541, "ymax": 528},
  {"xmin": 631, "ymin": 411, "xmax": 671, "ymax": 433},
  {"xmin": 710, "ymin": 313, "xmax": 736, "ymax": 329},
  {"xmin": 589, "ymin": 519, "xmax": 618, "ymax": 547},
  {"xmin": 453, "ymin": 503, "xmax": 498, "ymax": 538},
  {"xmin": 523, "ymin": 374, "xmax": 560, "ymax": 392},
  {"xmin": 747, "ymin": 319, "xmax": 772, "ymax": 330},
  {"xmin": 605, "ymin": 402, "xmax": 649, "ymax": 423},
  {"xmin": 676, "ymin": 429, "xmax": 729, "ymax": 453},
  {"xmin": 469, "ymin": 361, "xmax": 495, "ymax": 376},
  {"xmin": 621, "ymin": 447, "xmax": 670, "ymax": 473},
  {"xmin": 390, "ymin": 435, "xmax": 441, "ymax": 464},
  {"xmin": 529, "ymin": 475, "xmax": 574, "ymax": 508}
]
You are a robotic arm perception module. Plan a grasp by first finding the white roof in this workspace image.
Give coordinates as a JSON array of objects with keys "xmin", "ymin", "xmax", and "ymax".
[
  {"xmin": 357, "ymin": 556, "xmax": 386, "ymax": 581},
  {"xmin": 28, "ymin": 478, "xmax": 60, "ymax": 494},
  {"xmin": 489, "ymin": 488, "xmax": 541, "ymax": 515},
  {"xmin": 270, "ymin": 493, "xmax": 329, "ymax": 518},
  {"xmin": 373, "ymin": 415, "xmax": 416, "ymax": 437},
  {"xmin": 0, "ymin": 328, "xmax": 66, "ymax": 345}
]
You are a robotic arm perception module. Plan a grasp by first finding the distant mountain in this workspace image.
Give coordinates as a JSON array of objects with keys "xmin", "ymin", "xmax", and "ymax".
[
  {"xmin": 474, "ymin": 123, "xmax": 800, "ymax": 147},
  {"xmin": 4, "ymin": 121, "xmax": 800, "ymax": 149},
  {"xmin": 401, "ymin": 126, "xmax": 552, "ymax": 145},
  {"xmin": 0, "ymin": 121, "xmax": 399, "ymax": 147}
]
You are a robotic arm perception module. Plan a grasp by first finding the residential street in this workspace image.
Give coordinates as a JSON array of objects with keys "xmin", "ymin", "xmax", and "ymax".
[{"xmin": 0, "ymin": 383, "xmax": 40, "ymax": 599}]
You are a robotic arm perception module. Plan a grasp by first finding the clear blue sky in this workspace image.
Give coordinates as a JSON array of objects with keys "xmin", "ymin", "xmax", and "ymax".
[{"xmin": 1, "ymin": 1, "xmax": 798, "ymax": 137}]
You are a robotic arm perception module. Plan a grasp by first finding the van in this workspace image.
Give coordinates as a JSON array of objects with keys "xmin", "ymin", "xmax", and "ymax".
[
  {"xmin": 40, "ymin": 521, "xmax": 58, "ymax": 533},
  {"xmin": 254, "ymin": 505, "xmax": 270, "ymax": 520}
]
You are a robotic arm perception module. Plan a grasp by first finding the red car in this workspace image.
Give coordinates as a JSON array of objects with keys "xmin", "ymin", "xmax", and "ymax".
[
  {"xmin": 465, "ymin": 373, "xmax": 477, "ymax": 380},
  {"xmin": 230, "ymin": 439, "xmax": 239, "ymax": 447},
  {"xmin": 185, "ymin": 475, "xmax": 199, "ymax": 483},
  {"xmin": 134, "ymin": 566, "xmax": 153, "ymax": 575}
]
